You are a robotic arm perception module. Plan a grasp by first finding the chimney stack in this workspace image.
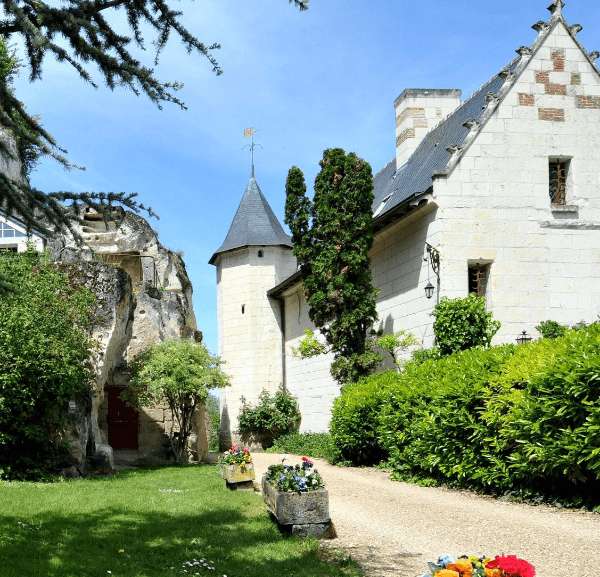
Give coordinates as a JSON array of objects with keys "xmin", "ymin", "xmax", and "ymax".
[{"xmin": 394, "ymin": 88, "xmax": 461, "ymax": 169}]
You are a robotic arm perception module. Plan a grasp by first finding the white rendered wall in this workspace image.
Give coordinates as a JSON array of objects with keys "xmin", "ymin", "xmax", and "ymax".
[
  {"xmin": 435, "ymin": 21, "xmax": 600, "ymax": 342},
  {"xmin": 282, "ymin": 285, "xmax": 339, "ymax": 433},
  {"xmin": 216, "ymin": 245, "xmax": 297, "ymax": 445}
]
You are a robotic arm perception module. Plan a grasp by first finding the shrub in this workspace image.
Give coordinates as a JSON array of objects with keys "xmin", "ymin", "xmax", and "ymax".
[
  {"xmin": 535, "ymin": 320, "xmax": 568, "ymax": 339},
  {"xmin": 371, "ymin": 327, "xmax": 600, "ymax": 506},
  {"xmin": 0, "ymin": 248, "xmax": 95, "ymax": 479},
  {"xmin": 267, "ymin": 431, "xmax": 336, "ymax": 462},
  {"xmin": 492, "ymin": 324, "xmax": 600, "ymax": 493},
  {"xmin": 409, "ymin": 347, "xmax": 441, "ymax": 366},
  {"xmin": 379, "ymin": 345, "xmax": 516, "ymax": 487},
  {"xmin": 431, "ymin": 294, "xmax": 501, "ymax": 356},
  {"xmin": 376, "ymin": 330, "xmax": 420, "ymax": 370},
  {"xmin": 329, "ymin": 371, "xmax": 396, "ymax": 465},
  {"xmin": 238, "ymin": 389, "xmax": 300, "ymax": 443}
]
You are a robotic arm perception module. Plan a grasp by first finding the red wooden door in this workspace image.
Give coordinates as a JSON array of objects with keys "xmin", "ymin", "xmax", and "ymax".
[{"xmin": 107, "ymin": 386, "xmax": 139, "ymax": 450}]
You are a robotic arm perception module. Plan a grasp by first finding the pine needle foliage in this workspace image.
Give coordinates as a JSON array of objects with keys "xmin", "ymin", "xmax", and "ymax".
[
  {"xmin": 284, "ymin": 148, "xmax": 380, "ymax": 385},
  {"xmin": 0, "ymin": 0, "xmax": 308, "ymax": 292}
]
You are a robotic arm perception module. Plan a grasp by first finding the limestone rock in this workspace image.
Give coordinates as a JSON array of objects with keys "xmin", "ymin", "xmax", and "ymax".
[{"xmin": 49, "ymin": 209, "xmax": 206, "ymax": 475}]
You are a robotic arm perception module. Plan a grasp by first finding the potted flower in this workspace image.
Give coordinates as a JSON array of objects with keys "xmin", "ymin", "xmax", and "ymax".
[
  {"xmin": 418, "ymin": 553, "xmax": 535, "ymax": 577},
  {"xmin": 261, "ymin": 456, "xmax": 333, "ymax": 538},
  {"xmin": 218, "ymin": 445, "xmax": 255, "ymax": 487}
]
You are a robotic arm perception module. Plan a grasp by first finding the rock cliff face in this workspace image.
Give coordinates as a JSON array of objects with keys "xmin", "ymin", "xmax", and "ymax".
[{"xmin": 50, "ymin": 209, "xmax": 206, "ymax": 475}]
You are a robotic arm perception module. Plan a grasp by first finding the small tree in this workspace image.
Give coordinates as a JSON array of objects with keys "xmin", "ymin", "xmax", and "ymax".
[
  {"xmin": 431, "ymin": 294, "xmax": 500, "ymax": 356},
  {"xmin": 376, "ymin": 330, "xmax": 420, "ymax": 371},
  {"xmin": 284, "ymin": 148, "xmax": 380, "ymax": 385},
  {"xmin": 124, "ymin": 339, "xmax": 229, "ymax": 464}
]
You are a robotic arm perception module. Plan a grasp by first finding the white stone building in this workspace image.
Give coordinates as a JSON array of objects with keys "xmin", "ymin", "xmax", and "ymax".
[{"xmin": 211, "ymin": 1, "xmax": 600, "ymax": 441}]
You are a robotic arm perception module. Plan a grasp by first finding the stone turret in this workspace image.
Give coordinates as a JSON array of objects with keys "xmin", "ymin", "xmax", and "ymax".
[{"xmin": 210, "ymin": 173, "xmax": 297, "ymax": 449}]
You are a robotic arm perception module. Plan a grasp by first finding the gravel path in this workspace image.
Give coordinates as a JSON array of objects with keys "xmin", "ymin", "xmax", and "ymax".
[{"xmin": 250, "ymin": 453, "xmax": 600, "ymax": 577}]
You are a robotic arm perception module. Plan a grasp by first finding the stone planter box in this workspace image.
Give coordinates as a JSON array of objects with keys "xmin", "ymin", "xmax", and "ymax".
[
  {"xmin": 219, "ymin": 462, "xmax": 255, "ymax": 483},
  {"xmin": 219, "ymin": 462, "xmax": 255, "ymax": 490},
  {"xmin": 261, "ymin": 475, "xmax": 334, "ymax": 538}
]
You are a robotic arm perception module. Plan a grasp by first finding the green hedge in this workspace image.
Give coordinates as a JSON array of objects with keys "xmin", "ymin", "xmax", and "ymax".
[
  {"xmin": 329, "ymin": 370, "xmax": 396, "ymax": 464},
  {"xmin": 329, "ymin": 325, "xmax": 600, "ymax": 506}
]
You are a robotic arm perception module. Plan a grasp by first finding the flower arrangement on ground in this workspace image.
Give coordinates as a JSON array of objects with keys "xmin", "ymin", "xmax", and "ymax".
[
  {"xmin": 264, "ymin": 456, "xmax": 324, "ymax": 492},
  {"xmin": 218, "ymin": 445, "xmax": 252, "ymax": 466},
  {"xmin": 418, "ymin": 553, "xmax": 535, "ymax": 577}
]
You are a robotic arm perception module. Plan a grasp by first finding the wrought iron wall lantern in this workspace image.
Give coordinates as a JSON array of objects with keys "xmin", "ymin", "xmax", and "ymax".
[
  {"xmin": 424, "ymin": 243, "xmax": 440, "ymax": 299},
  {"xmin": 424, "ymin": 281, "xmax": 435, "ymax": 299},
  {"xmin": 516, "ymin": 330, "xmax": 532, "ymax": 344}
]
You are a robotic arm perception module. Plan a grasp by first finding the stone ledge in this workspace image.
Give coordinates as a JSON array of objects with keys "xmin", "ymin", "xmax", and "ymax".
[
  {"xmin": 550, "ymin": 204, "xmax": 579, "ymax": 213},
  {"xmin": 540, "ymin": 221, "xmax": 600, "ymax": 230}
]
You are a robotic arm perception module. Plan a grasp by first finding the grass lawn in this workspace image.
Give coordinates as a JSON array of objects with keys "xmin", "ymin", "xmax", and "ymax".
[{"xmin": 0, "ymin": 464, "xmax": 361, "ymax": 577}]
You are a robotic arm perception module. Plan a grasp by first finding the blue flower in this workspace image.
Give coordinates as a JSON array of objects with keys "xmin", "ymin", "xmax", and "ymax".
[{"xmin": 436, "ymin": 554, "xmax": 455, "ymax": 568}]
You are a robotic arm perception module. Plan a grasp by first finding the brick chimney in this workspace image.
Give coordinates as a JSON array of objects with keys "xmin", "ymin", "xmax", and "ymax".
[{"xmin": 394, "ymin": 88, "xmax": 462, "ymax": 169}]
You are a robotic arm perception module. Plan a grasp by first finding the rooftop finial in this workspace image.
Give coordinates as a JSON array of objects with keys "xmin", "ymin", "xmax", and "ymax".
[
  {"xmin": 547, "ymin": 0, "xmax": 565, "ymax": 18},
  {"xmin": 243, "ymin": 127, "xmax": 263, "ymax": 179}
]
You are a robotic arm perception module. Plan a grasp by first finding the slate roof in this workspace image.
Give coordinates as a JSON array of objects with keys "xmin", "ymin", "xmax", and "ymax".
[
  {"xmin": 209, "ymin": 175, "xmax": 292, "ymax": 264},
  {"xmin": 371, "ymin": 57, "xmax": 521, "ymax": 228}
]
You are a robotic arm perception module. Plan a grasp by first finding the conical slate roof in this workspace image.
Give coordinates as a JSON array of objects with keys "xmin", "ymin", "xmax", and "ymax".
[{"xmin": 209, "ymin": 175, "xmax": 292, "ymax": 264}]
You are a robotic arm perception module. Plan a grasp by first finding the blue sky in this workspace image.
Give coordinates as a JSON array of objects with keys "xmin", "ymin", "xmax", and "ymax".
[{"xmin": 14, "ymin": 0, "xmax": 600, "ymax": 355}]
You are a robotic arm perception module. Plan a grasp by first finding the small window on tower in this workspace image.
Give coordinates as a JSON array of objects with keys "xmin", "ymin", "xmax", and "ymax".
[
  {"xmin": 258, "ymin": 250, "xmax": 264, "ymax": 258},
  {"xmin": 241, "ymin": 305, "xmax": 245, "ymax": 314},
  {"xmin": 468, "ymin": 263, "xmax": 490, "ymax": 299},
  {"xmin": 549, "ymin": 158, "xmax": 570, "ymax": 205}
]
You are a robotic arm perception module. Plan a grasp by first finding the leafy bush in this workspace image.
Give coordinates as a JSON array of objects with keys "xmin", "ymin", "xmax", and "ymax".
[
  {"xmin": 238, "ymin": 389, "xmax": 300, "ymax": 443},
  {"xmin": 378, "ymin": 345, "xmax": 516, "ymax": 488},
  {"xmin": 431, "ymin": 294, "xmax": 501, "ymax": 356},
  {"xmin": 335, "ymin": 325, "xmax": 600, "ymax": 507},
  {"xmin": 491, "ymin": 325, "xmax": 600, "ymax": 493},
  {"xmin": 267, "ymin": 431, "xmax": 336, "ymax": 462},
  {"xmin": 535, "ymin": 320, "xmax": 568, "ymax": 339},
  {"xmin": 329, "ymin": 371, "xmax": 396, "ymax": 465},
  {"xmin": 409, "ymin": 347, "xmax": 441, "ymax": 366},
  {"xmin": 0, "ymin": 248, "xmax": 95, "ymax": 479}
]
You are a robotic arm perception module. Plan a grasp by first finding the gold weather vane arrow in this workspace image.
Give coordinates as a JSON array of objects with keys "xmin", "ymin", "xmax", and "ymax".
[{"xmin": 243, "ymin": 127, "xmax": 263, "ymax": 178}]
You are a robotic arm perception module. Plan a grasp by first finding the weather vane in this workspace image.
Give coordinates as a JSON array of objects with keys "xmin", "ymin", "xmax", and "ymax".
[{"xmin": 243, "ymin": 127, "xmax": 263, "ymax": 177}]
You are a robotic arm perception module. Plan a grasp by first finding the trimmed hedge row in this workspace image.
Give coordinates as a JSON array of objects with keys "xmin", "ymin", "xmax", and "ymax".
[{"xmin": 330, "ymin": 325, "xmax": 600, "ymax": 505}]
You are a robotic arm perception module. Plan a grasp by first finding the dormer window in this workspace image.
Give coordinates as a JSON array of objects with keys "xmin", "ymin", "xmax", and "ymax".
[
  {"xmin": 549, "ymin": 158, "xmax": 570, "ymax": 205},
  {"xmin": 373, "ymin": 194, "xmax": 393, "ymax": 217}
]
